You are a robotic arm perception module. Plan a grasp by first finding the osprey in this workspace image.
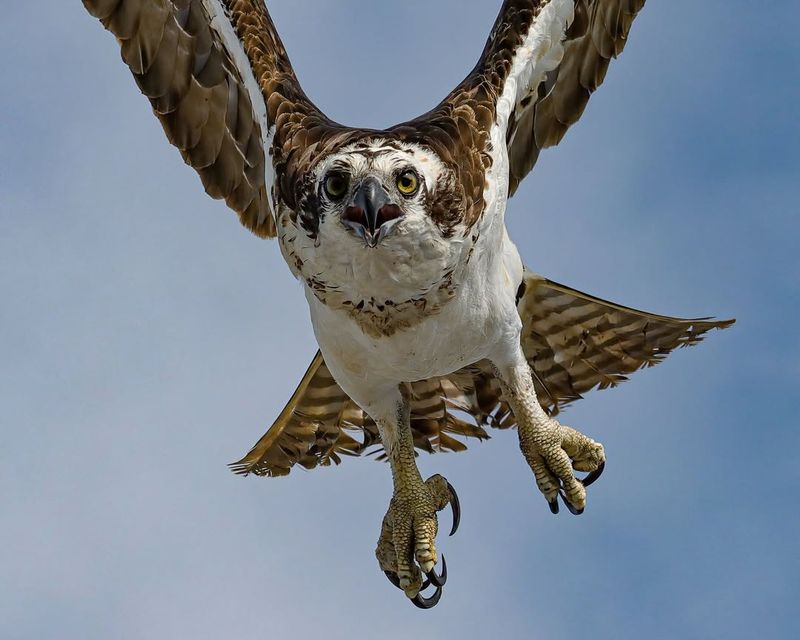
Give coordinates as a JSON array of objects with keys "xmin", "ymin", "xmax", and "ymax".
[{"xmin": 84, "ymin": 0, "xmax": 733, "ymax": 608}]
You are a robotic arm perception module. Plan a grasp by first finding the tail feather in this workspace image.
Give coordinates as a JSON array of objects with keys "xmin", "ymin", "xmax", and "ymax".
[{"xmin": 231, "ymin": 270, "xmax": 734, "ymax": 476}]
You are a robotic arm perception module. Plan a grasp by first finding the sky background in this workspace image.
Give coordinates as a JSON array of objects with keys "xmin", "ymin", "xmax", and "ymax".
[{"xmin": 1, "ymin": 1, "xmax": 798, "ymax": 638}]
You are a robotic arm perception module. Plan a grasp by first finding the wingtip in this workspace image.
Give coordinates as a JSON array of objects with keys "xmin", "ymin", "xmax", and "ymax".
[
  {"xmin": 227, "ymin": 459, "xmax": 253, "ymax": 477},
  {"xmin": 691, "ymin": 316, "xmax": 737, "ymax": 336}
]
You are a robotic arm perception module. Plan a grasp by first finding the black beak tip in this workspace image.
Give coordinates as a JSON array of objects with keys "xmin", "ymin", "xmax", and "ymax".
[{"xmin": 343, "ymin": 178, "xmax": 401, "ymax": 245}]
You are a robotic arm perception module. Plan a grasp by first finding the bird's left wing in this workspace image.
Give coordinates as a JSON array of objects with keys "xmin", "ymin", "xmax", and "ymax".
[
  {"xmin": 83, "ymin": 0, "xmax": 339, "ymax": 238},
  {"xmin": 503, "ymin": 0, "xmax": 647, "ymax": 195},
  {"xmin": 403, "ymin": 0, "xmax": 647, "ymax": 203}
]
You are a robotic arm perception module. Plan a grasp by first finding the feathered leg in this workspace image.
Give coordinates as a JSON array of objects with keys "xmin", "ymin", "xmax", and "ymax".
[{"xmin": 492, "ymin": 348, "xmax": 606, "ymax": 514}]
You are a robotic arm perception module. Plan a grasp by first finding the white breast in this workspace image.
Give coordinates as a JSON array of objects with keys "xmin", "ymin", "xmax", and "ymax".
[{"xmin": 307, "ymin": 207, "xmax": 523, "ymax": 396}]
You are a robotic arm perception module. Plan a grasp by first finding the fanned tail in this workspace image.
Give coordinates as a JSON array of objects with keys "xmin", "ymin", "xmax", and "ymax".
[{"xmin": 231, "ymin": 270, "xmax": 734, "ymax": 476}]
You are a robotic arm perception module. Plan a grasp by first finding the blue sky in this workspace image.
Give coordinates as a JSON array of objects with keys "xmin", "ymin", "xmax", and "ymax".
[{"xmin": 1, "ymin": 2, "xmax": 797, "ymax": 638}]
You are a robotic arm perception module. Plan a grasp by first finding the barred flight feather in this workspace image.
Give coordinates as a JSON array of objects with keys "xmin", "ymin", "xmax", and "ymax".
[{"xmin": 83, "ymin": 0, "xmax": 276, "ymax": 236}]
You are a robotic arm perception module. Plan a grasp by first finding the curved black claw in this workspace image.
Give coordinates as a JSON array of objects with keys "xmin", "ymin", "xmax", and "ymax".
[
  {"xmin": 559, "ymin": 490, "xmax": 584, "ymax": 515},
  {"xmin": 385, "ymin": 570, "xmax": 433, "ymax": 593},
  {"xmin": 412, "ymin": 586, "xmax": 443, "ymax": 609},
  {"xmin": 384, "ymin": 570, "xmax": 402, "ymax": 590},
  {"xmin": 446, "ymin": 481, "xmax": 461, "ymax": 536},
  {"xmin": 425, "ymin": 554, "xmax": 447, "ymax": 588},
  {"xmin": 581, "ymin": 460, "xmax": 605, "ymax": 488},
  {"xmin": 384, "ymin": 558, "xmax": 446, "ymax": 607},
  {"xmin": 548, "ymin": 497, "xmax": 560, "ymax": 514}
]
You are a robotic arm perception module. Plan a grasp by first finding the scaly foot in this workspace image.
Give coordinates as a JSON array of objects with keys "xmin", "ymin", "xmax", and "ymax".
[
  {"xmin": 376, "ymin": 474, "xmax": 460, "ymax": 609},
  {"xmin": 518, "ymin": 419, "xmax": 606, "ymax": 515}
]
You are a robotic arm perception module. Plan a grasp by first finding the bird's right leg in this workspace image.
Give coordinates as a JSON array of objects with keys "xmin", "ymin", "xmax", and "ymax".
[{"xmin": 362, "ymin": 386, "xmax": 460, "ymax": 608}]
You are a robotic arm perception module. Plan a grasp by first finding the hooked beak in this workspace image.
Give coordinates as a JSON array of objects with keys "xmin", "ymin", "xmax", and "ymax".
[{"xmin": 341, "ymin": 177, "xmax": 403, "ymax": 247}]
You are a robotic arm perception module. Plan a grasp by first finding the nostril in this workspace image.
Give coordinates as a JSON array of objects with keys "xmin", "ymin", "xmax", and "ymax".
[
  {"xmin": 376, "ymin": 204, "xmax": 402, "ymax": 228},
  {"xmin": 343, "ymin": 206, "xmax": 368, "ymax": 228}
]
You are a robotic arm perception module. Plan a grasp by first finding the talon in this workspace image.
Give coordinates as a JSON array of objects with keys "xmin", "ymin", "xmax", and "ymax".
[
  {"xmin": 384, "ymin": 571, "xmax": 402, "ymax": 590},
  {"xmin": 548, "ymin": 497, "xmax": 559, "ymax": 514},
  {"xmin": 446, "ymin": 481, "xmax": 460, "ymax": 536},
  {"xmin": 425, "ymin": 554, "xmax": 447, "ymax": 588},
  {"xmin": 387, "ymin": 570, "xmax": 433, "ymax": 593},
  {"xmin": 411, "ymin": 585, "xmax": 443, "ymax": 609},
  {"xmin": 559, "ymin": 490, "xmax": 584, "ymax": 515},
  {"xmin": 581, "ymin": 460, "xmax": 605, "ymax": 487},
  {"xmin": 379, "ymin": 477, "xmax": 457, "ymax": 607}
]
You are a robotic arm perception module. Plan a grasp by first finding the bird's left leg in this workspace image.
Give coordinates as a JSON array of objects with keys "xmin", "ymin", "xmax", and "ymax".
[
  {"xmin": 492, "ymin": 347, "xmax": 606, "ymax": 515},
  {"xmin": 367, "ymin": 386, "xmax": 460, "ymax": 608}
]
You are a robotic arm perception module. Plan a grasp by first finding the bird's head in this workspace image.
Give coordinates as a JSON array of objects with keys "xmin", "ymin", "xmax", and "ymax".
[
  {"xmin": 281, "ymin": 137, "xmax": 472, "ymax": 306},
  {"xmin": 303, "ymin": 138, "xmax": 459, "ymax": 249}
]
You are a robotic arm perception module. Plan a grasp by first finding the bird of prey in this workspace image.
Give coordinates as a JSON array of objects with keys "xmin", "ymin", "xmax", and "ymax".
[{"xmin": 84, "ymin": 0, "xmax": 733, "ymax": 608}]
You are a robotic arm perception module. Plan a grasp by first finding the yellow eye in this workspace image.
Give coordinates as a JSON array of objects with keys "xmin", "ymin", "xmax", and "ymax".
[
  {"xmin": 324, "ymin": 173, "xmax": 349, "ymax": 200},
  {"xmin": 396, "ymin": 170, "xmax": 419, "ymax": 196}
]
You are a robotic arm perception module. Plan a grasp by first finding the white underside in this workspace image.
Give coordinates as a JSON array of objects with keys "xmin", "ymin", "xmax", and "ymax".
[{"xmin": 309, "ymin": 223, "xmax": 523, "ymax": 395}]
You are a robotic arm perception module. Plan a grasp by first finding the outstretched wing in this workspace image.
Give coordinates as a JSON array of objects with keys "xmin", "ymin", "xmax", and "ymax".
[
  {"xmin": 408, "ymin": 0, "xmax": 647, "ymax": 202},
  {"xmin": 503, "ymin": 0, "xmax": 647, "ymax": 194},
  {"xmin": 231, "ymin": 271, "xmax": 733, "ymax": 476},
  {"xmin": 83, "ymin": 0, "xmax": 337, "ymax": 237}
]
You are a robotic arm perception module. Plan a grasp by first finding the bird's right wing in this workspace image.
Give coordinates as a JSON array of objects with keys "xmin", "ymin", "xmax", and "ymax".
[{"xmin": 83, "ymin": 0, "xmax": 339, "ymax": 238}]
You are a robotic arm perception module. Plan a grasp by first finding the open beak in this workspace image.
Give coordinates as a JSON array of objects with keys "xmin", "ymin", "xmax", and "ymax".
[{"xmin": 341, "ymin": 177, "xmax": 403, "ymax": 247}]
